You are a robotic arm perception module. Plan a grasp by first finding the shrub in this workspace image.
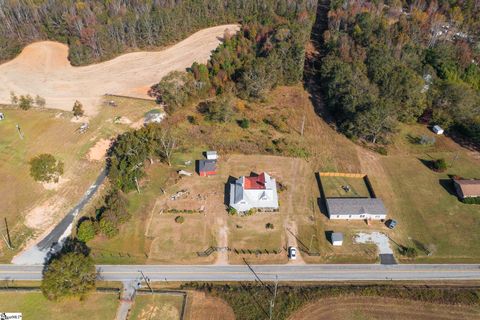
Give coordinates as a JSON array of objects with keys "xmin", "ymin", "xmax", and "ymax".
[
  {"xmin": 265, "ymin": 223, "xmax": 274, "ymax": 229},
  {"xmin": 175, "ymin": 216, "xmax": 185, "ymax": 223},
  {"xmin": 19, "ymin": 95, "xmax": 34, "ymax": 110},
  {"xmin": 187, "ymin": 115, "xmax": 198, "ymax": 125},
  {"xmin": 399, "ymin": 246, "xmax": 418, "ymax": 258},
  {"xmin": 462, "ymin": 197, "xmax": 480, "ymax": 204},
  {"xmin": 374, "ymin": 146, "xmax": 388, "ymax": 155},
  {"xmin": 228, "ymin": 207, "xmax": 237, "ymax": 216},
  {"xmin": 238, "ymin": 118, "xmax": 250, "ymax": 129},
  {"xmin": 76, "ymin": 220, "xmax": 96, "ymax": 243},
  {"xmin": 245, "ymin": 208, "xmax": 255, "ymax": 216},
  {"xmin": 432, "ymin": 158, "xmax": 448, "ymax": 172},
  {"xmin": 98, "ymin": 211, "xmax": 119, "ymax": 238}
]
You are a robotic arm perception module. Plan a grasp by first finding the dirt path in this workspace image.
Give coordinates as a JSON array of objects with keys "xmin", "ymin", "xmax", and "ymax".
[
  {"xmin": 289, "ymin": 296, "xmax": 480, "ymax": 320},
  {"xmin": 215, "ymin": 217, "xmax": 229, "ymax": 265},
  {"xmin": 285, "ymin": 221, "xmax": 305, "ymax": 264},
  {"xmin": 0, "ymin": 24, "xmax": 238, "ymax": 115}
]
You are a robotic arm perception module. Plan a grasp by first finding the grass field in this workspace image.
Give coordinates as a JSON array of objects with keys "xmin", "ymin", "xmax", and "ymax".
[
  {"xmin": 129, "ymin": 294, "xmax": 184, "ymax": 320},
  {"xmin": 0, "ymin": 96, "xmax": 157, "ymax": 262},
  {"xmin": 86, "ymin": 86, "xmax": 480, "ymax": 264},
  {"xmin": 0, "ymin": 292, "xmax": 118, "ymax": 319},
  {"xmin": 290, "ymin": 296, "xmax": 480, "ymax": 320},
  {"xmin": 320, "ymin": 176, "xmax": 371, "ymax": 198}
]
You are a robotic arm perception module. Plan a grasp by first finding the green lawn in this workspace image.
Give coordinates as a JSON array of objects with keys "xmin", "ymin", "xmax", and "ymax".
[
  {"xmin": 129, "ymin": 294, "xmax": 184, "ymax": 320},
  {"xmin": 320, "ymin": 176, "xmax": 371, "ymax": 198},
  {"xmin": 0, "ymin": 292, "xmax": 118, "ymax": 319}
]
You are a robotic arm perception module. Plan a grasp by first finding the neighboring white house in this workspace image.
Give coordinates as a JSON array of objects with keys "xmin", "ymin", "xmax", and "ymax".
[
  {"xmin": 206, "ymin": 151, "xmax": 218, "ymax": 160},
  {"xmin": 331, "ymin": 232, "xmax": 344, "ymax": 246},
  {"xmin": 326, "ymin": 198, "xmax": 387, "ymax": 220},
  {"xmin": 229, "ymin": 172, "xmax": 279, "ymax": 212},
  {"xmin": 432, "ymin": 125, "xmax": 444, "ymax": 135}
]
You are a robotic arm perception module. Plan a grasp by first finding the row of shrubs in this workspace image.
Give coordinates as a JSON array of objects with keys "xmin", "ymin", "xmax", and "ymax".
[
  {"xmin": 462, "ymin": 197, "xmax": 480, "ymax": 204},
  {"xmin": 76, "ymin": 189, "xmax": 130, "ymax": 242}
]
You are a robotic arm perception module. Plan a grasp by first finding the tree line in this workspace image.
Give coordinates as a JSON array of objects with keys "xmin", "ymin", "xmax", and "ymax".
[
  {"xmin": 319, "ymin": 0, "xmax": 480, "ymax": 144},
  {"xmin": 0, "ymin": 0, "xmax": 316, "ymax": 65},
  {"xmin": 149, "ymin": 6, "xmax": 316, "ymax": 114}
]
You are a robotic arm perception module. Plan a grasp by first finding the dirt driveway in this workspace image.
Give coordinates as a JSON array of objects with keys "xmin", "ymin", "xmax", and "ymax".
[{"xmin": 0, "ymin": 24, "xmax": 238, "ymax": 115}]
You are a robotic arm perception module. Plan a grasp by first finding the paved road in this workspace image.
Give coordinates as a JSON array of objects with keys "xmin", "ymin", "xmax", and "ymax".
[
  {"xmin": 1, "ymin": 264, "xmax": 480, "ymax": 282},
  {"xmin": 11, "ymin": 168, "xmax": 108, "ymax": 265}
]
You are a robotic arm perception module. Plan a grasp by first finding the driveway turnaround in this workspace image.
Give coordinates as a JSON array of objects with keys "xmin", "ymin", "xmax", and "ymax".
[{"xmin": 1, "ymin": 264, "xmax": 480, "ymax": 282}]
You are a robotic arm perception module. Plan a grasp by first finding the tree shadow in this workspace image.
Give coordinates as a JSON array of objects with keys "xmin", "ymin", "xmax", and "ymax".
[
  {"xmin": 418, "ymin": 158, "xmax": 434, "ymax": 170},
  {"xmin": 43, "ymin": 237, "xmax": 90, "ymax": 272}
]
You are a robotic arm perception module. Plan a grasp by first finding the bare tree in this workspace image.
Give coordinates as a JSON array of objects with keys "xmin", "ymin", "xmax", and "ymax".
[{"xmin": 156, "ymin": 129, "xmax": 177, "ymax": 166}]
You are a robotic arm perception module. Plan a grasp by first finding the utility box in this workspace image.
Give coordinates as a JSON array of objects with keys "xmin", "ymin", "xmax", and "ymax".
[{"xmin": 331, "ymin": 232, "xmax": 344, "ymax": 246}]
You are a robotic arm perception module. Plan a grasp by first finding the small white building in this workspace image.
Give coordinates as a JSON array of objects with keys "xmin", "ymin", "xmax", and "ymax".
[
  {"xmin": 229, "ymin": 172, "xmax": 279, "ymax": 213},
  {"xmin": 331, "ymin": 232, "xmax": 344, "ymax": 246},
  {"xmin": 205, "ymin": 151, "xmax": 218, "ymax": 160},
  {"xmin": 0, "ymin": 112, "xmax": 4, "ymax": 121},
  {"xmin": 432, "ymin": 125, "xmax": 444, "ymax": 135}
]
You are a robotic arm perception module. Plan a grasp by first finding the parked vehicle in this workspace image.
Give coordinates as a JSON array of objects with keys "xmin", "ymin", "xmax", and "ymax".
[
  {"xmin": 288, "ymin": 246, "xmax": 297, "ymax": 260},
  {"xmin": 386, "ymin": 219, "xmax": 397, "ymax": 229}
]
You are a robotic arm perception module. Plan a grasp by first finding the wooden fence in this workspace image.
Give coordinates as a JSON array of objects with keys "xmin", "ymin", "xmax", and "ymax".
[{"xmin": 319, "ymin": 172, "xmax": 366, "ymax": 178}]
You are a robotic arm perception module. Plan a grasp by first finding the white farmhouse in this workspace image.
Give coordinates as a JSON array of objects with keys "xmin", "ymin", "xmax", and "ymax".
[{"xmin": 229, "ymin": 172, "xmax": 279, "ymax": 213}]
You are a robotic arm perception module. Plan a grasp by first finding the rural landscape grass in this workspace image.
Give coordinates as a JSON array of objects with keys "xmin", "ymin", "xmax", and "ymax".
[
  {"xmin": 0, "ymin": 292, "xmax": 118, "ymax": 319},
  {"xmin": 0, "ymin": 97, "xmax": 157, "ymax": 262},
  {"xmin": 82, "ymin": 85, "xmax": 480, "ymax": 265},
  {"xmin": 129, "ymin": 294, "xmax": 184, "ymax": 320}
]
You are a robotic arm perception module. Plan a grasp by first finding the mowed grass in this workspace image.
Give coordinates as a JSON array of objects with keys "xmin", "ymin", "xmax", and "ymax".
[
  {"xmin": 0, "ymin": 292, "xmax": 118, "ymax": 319},
  {"xmin": 320, "ymin": 176, "xmax": 371, "ymax": 198},
  {"xmin": 380, "ymin": 153, "xmax": 480, "ymax": 262},
  {"xmin": 129, "ymin": 294, "xmax": 184, "ymax": 320},
  {"xmin": 0, "ymin": 96, "xmax": 157, "ymax": 262}
]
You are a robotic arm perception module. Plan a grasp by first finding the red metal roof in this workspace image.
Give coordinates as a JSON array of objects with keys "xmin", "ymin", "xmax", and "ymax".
[{"xmin": 244, "ymin": 173, "xmax": 266, "ymax": 190}]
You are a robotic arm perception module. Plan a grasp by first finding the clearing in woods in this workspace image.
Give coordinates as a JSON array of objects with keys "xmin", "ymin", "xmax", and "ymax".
[
  {"xmin": 0, "ymin": 24, "xmax": 239, "ymax": 115},
  {"xmin": 289, "ymin": 296, "xmax": 480, "ymax": 320}
]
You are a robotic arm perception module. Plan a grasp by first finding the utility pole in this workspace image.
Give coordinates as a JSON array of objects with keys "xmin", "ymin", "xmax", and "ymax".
[
  {"xmin": 4, "ymin": 218, "xmax": 12, "ymax": 249},
  {"xmin": 269, "ymin": 275, "xmax": 279, "ymax": 320},
  {"xmin": 138, "ymin": 270, "xmax": 153, "ymax": 293}
]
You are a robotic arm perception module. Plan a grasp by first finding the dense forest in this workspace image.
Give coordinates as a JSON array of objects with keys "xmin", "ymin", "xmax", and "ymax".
[
  {"xmin": 319, "ymin": 0, "xmax": 480, "ymax": 144},
  {"xmin": 0, "ymin": 0, "xmax": 317, "ymax": 65}
]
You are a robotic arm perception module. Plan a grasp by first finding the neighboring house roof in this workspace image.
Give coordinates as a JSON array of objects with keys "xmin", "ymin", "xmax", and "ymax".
[
  {"xmin": 230, "ymin": 172, "xmax": 279, "ymax": 212},
  {"xmin": 454, "ymin": 179, "xmax": 480, "ymax": 197},
  {"xmin": 198, "ymin": 159, "xmax": 217, "ymax": 172},
  {"xmin": 326, "ymin": 198, "xmax": 387, "ymax": 217},
  {"xmin": 206, "ymin": 151, "xmax": 217, "ymax": 156}
]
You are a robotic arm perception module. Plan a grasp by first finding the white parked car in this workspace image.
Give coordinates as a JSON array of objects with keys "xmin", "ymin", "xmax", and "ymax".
[{"xmin": 288, "ymin": 246, "xmax": 297, "ymax": 260}]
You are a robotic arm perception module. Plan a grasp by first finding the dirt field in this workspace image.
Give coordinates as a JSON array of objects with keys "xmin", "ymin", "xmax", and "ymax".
[
  {"xmin": 289, "ymin": 296, "xmax": 480, "ymax": 320},
  {"xmin": 129, "ymin": 294, "xmax": 184, "ymax": 320},
  {"xmin": 0, "ymin": 25, "xmax": 238, "ymax": 115},
  {"xmin": 186, "ymin": 291, "xmax": 235, "ymax": 320}
]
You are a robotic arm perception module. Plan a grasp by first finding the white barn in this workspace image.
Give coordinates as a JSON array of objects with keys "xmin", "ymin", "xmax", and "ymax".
[{"xmin": 229, "ymin": 172, "xmax": 279, "ymax": 213}]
